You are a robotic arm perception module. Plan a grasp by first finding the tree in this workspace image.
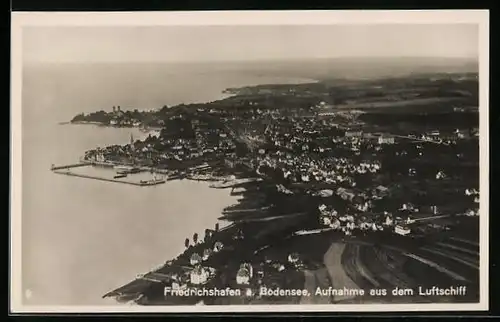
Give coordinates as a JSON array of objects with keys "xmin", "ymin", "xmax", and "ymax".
[
  {"xmin": 215, "ymin": 223, "xmax": 219, "ymax": 232},
  {"xmin": 193, "ymin": 233, "xmax": 198, "ymax": 244},
  {"xmin": 184, "ymin": 238, "xmax": 190, "ymax": 248}
]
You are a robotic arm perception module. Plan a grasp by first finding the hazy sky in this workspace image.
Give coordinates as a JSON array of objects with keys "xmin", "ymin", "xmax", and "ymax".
[{"xmin": 22, "ymin": 24, "xmax": 478, "ymax": 63}]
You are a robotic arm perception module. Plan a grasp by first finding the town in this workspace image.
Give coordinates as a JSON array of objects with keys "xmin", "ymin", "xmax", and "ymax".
[{"xmin": 70, "ymin": 72, "xmax": 480, "ymax": 305}]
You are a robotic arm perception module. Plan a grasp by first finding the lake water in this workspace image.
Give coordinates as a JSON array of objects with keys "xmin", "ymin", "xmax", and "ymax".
[{"xmin": 20, "ymin": 62, "xmax": 314, "ymax": 305}]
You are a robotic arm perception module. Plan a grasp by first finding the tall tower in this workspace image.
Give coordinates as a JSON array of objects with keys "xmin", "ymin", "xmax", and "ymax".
[{"xmin": 130, "ymin": 133, "xmax": 137, "ymax": 166}]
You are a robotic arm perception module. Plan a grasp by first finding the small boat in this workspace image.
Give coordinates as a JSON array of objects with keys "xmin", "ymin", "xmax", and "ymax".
[
  {"xmin": 114, "ymin": 165, "xmax": 133, "ymax": 172},
  {"xmin": 115, "ymin": 165, "xmax": 141, "ymax": 175},
  {"xmin": 114, "ymin": 174, "xmax": 128, "ymax": 179}
]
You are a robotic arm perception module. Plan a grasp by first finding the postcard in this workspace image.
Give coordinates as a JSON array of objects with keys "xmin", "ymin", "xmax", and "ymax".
[{"xmin": 10, "ymin": 10, "xmax": 489, "ymax": 313}]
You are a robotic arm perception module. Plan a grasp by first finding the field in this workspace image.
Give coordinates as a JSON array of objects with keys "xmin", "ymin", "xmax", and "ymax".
[{"xmin": 250, "ymin": 217, "xmax": 480, "ymax": 305}]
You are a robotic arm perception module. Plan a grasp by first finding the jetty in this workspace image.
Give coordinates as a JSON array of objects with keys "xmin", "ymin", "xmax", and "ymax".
[
  {"xmin": 50, "ymin": 162, "xmax": 92, "ymax": 171},
  {"xmin": 52, "ymin": 169, "xmax": 166, "ymax": 186},
  {"xmin": 51, "ymin": 162, "xmax": 166, "ymax": 187}
]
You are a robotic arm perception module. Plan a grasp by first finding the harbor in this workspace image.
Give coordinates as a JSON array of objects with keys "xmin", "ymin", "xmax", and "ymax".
[
  {"xmin": 51, "ymin": 162, "xmax": 167, "ymax": 187},
  {"xmin": 49, "ymin": 160, "xmax": 256, "ymax": 188}
]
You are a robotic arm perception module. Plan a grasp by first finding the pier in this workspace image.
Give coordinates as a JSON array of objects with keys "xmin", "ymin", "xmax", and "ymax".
[
  {"xmin": 52, "ymin": 169, "xmax": 166, "ymax": 186},
  {"xmin": 50, "ymin": 163, "xmax": 92, "ymax": 171},
  {"xmin": 50, "ymin": 159, "xmax": 182, "ymax": 187}
]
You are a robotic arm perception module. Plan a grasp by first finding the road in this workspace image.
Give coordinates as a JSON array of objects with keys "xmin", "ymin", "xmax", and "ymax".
[
  {"xmin": 323, "ymin": 243, "xmax": 361, "ymax": 302},
  {"xmin": 300, "ymin": 269, "xmax": 331, "ymax": 304}
]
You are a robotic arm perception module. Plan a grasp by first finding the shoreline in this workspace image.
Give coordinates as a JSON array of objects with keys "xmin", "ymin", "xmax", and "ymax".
[{"xmin": 66, "ymin": 121, "xmax": 163, "ymax": 133}]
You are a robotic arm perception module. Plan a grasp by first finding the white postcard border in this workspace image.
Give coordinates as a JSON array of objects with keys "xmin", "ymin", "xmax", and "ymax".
[{"xmin": 10, "ymin": 9, "xmax": 490, "ymax": 313}]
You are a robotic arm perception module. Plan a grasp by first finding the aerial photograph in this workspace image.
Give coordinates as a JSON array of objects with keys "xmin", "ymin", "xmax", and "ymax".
[{"xmin": 12, "ymin": 11, "xmax": 487, "ymax": 312}]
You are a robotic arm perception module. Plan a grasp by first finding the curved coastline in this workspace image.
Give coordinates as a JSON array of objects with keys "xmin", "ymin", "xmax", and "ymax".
[{"xmin": 44, "ymin": 77, "xmax": 316, "ymax": 305}]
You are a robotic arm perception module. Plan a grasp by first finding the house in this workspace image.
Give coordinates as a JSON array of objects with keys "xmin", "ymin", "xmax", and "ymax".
[
  {"xmin": 378, "ymin": 135, "xmax": 395, "ymax": 145},
  {"xmin": 465, "ymin": 209, "xmax": 479, "ymax": 216},
  {"xmin": 405, "ymin": 216, "xmax": 416, "ymax": 224},
  {"xmin": 321, "ymin": 216, "xmax": 331, "ymax": 226},
  {"xmin": 318, "ymin": 189, "xmax": 334, "ymax": 197},
  {"xmin": 465, "ymin": 188, "xmax": 479, "ymax": 196},
  {"xmin": 345, "ymin": 130, "xmax": 363, "ymax": 138},
  {"xmin": 346, "ymin": 222, "xmax": 355, "ymax": 230},
  {"xmin": 288, "ymin": 253, "xmax": 300, "ymax": 264},
  {"xmin": 318, "ymin": 111, "xmax": 336, "ymax": 116},
  {"xmin": 436, "ymin": 171, "xmax": 446, "ymax": 180},
  {"xmin": 202, "ymin": 248, "xmax": 213, "ymax": 261},
  {"xmin": 356, "ymin": 202, "xmax": 370, "ymax": 212},
  {"xmin": 359, "ymin": 222, "xmax": 370, "ymax": 230},
  {"xmin": 337, "ymin": 187, "xmax": 355, "ymax": 201},
  {"xmin": 241, "ymin": 263, "xmax": 253, "ymax": 278},
  {"xmin": 400, "ymin": 203, "xmax": 416, "ymax": 211},
  {"xmin": 190, "ymin": 253, "xmax": 202, "ymax": 266},
  {"xmin": 236, "ymin": 267, "xmax": 251, "ymax": 285},
  {"xmin": 454, "ymin": 129, "xmax": 470, "ymax": 139},
  {"xmin": 362, "ymin": 132, "xmax": 377, "ymax": 139},
  {"xmin": 190, "ymin": 266, "xmax": 210, "ymax": 285},
  {"xmin": 213, "ymin": 241, "xmax": 224, "ymax": 253},
  {"xmin": 374, "ymin": 185, "xmax": 390, "ymax": 197},
  {"xmin": 329, "ymin": 218, "xmax": 341, "ymax": 229},
  {"xmin": 318, "ymin": 204, "xmax": 328, "ymax": 215},
  {"xmin": 394, "ymin": 225, "xmax": 411, "ymax": 236}
]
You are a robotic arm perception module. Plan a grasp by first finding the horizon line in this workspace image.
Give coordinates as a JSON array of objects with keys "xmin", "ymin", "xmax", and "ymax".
[{"xmin": 23, "ymin": 56, "xmax": 479, "ymax": 65}]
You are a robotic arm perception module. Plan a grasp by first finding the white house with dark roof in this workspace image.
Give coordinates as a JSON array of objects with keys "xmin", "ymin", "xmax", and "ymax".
[
  {"xmin": 378, "ymin": 134, "xmax": 395, "ymax": 144},
  {"xmin": 202, "ymin": 248, "xmax": 213, "ymax": 261},
  {"xmin": 213, "ymin": 241, "xmax": 224, "ymax": 253},
  {"xmin": 190, "ymin": 266, "xmax": 209, "ymax": 285},
  {"xmin": 395, "ymin": 225, "xmax": 411, "ymax": 236},
  {"xmin": 236, "ymin": 267, "xmax": 251, "ymax": 285}
]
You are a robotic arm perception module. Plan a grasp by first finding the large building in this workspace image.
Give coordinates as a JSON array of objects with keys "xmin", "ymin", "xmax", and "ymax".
[
  {"xmin": 236, "ymin": 266, "xmax": 251, "ymax": 285},
  {"xmin": 345, "ymin": 130, "xmax": 363, "ymax": 138},
  {"xmin": 378, "ymin": 135, "xmax": 395, "ymax": 145},
  {"xmin": 394, "ymin": 225, "xmax": 411, "ymax": 236},
  {"xmin": 190, "ymin": 266, "xmax": 209, "ymax": 285}
]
